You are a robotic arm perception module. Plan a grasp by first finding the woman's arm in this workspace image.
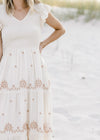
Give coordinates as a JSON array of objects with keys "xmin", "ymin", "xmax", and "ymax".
[
  {"xmin": 0, "ymin": 31, "xmax": 3, "ymax": 62},
  {"xmin": 39, "ymin": 12, "xmax": 66, "ymax": 52}
]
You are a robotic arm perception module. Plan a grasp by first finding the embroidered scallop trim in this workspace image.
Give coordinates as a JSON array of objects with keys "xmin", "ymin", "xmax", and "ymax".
[
  {"xmin": 0, "ymin": 121, "xmax": 52, "ymax": 133},
  {"xmin": 0, "ymin": 79, "xmax": 50, "ymax": 90}
]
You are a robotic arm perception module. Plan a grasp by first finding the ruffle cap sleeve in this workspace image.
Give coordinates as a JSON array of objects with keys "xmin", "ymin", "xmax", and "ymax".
[
  {"xmin": 34, "ymin": 3, "xmax": 52, "ymax": 27},
  {"xmin": 39, "ymin": 3, "xmax": 52, "ymax": 23}
]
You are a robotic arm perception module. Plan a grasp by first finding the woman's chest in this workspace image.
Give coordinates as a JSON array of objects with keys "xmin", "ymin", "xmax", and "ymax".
[{"xmin": 2, "ymin": 12, "xmax": 42, "ymax": 43}]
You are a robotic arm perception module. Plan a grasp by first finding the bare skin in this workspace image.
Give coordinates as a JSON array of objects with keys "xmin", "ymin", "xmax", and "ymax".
[
  {"xmin": 0, "ymin": 0, "xmax": 66, "ymax": 61},
  {"xmin": 39, "ymin": 12, "xmax": 66, "ymax": 53}
]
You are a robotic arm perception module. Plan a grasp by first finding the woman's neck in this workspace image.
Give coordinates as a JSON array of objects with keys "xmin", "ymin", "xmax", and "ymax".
[{"xmin": 13, "ymin": 0, "xmax": 28, "ymax": 10}]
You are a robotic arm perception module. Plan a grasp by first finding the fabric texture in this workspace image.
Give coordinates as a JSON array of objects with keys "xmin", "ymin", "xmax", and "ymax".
[
  {"xmin": 33, "ymin": 3, "xmax": 52, "ymax": 27},
  {"xmin": 0, "ymin": 2, "xmax": 54, "ymax": 140}
]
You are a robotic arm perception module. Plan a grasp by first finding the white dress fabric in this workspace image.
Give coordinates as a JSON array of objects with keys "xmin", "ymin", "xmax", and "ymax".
[{"xmin": 0, "ymin": 2, "xmax": 54, "ymax": 140}]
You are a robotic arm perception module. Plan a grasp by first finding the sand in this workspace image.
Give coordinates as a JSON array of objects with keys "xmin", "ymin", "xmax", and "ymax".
[{"xmin": 41, "ymin": 19, "xmax": 100, "ymax": 140}]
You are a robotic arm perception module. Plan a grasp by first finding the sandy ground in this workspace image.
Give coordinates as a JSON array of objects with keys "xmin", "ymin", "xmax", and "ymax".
[{"xmin": 41, "ymin": 19, "xmax": 100, "ymax": 140}]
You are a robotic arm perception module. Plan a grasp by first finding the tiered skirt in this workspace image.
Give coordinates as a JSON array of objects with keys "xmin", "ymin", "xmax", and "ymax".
[{"xmin": 0, "ymin": 46, "xmax": 53, "ymax": 140}]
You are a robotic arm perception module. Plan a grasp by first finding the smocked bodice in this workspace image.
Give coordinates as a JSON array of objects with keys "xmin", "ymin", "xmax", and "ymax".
[{"xmin": 0, "ymin": 3, "xmax": 52, "ymax": 51}]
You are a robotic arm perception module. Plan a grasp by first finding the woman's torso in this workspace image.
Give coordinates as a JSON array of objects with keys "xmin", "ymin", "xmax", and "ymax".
[{"xmin": 0, "ymin": 4, "xmax": 42, "ymax": 52}]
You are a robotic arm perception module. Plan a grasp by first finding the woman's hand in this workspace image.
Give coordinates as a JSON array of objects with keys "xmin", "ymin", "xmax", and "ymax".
[{"xmin": 39, "ymin": 41, "xmax": 46, "ymax": 54}]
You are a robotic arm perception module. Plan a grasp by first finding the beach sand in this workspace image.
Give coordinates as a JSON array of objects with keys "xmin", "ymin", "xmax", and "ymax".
[{"xmin": 41, "ymin": 19, "xmax": 100, "ymax": 140}]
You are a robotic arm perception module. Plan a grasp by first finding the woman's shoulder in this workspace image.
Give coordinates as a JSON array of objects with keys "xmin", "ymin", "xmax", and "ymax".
[
  {"xmin": 33, "ymin": 2, "xmax": 52, "ymax": 23},
  {"xmin": 34, "ymin": 2, "xmax": 52, "ymax": 11}
]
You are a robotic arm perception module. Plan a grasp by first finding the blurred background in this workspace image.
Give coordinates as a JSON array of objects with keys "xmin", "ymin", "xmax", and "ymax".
[
  {"xmin": 0, "ymin": 0, "xmax": 100, "ymax": 140},
  {"xmin": 40, "ymin": 1, "xmax": 100, "ymax": 140},
  {"xmin": 42, "ymin": 0, "xmax": 100, "ymax": 22}
]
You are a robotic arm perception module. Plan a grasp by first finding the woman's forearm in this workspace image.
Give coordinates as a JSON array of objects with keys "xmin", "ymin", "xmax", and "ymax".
[{"xmin": 42, "ymin": 29, "xmax": 65, "ymax": 48}]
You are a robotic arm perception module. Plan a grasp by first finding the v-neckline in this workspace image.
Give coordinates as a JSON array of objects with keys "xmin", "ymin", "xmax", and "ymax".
[{"xmin": 11, "ymin": 7, "xmax": 31, "ymax": 22}]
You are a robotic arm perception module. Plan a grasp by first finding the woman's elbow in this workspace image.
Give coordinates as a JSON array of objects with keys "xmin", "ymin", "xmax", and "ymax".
[
  {"xmin": 61, "ymin": 27, "xmax": 66, "ymax": 34},
  {"xmin": 58, "ymin": 27, "xmax": 66, "ymax": 35}
]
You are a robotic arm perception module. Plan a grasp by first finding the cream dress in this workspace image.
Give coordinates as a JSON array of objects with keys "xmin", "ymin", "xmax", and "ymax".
[{"xmin": 0, "ymin": 2, "xmax": 54, "ymax": 140}]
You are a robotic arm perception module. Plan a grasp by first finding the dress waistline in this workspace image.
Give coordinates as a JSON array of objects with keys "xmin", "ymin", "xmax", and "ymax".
[{"xmin": 3, "ymin": 46, "xmax": 40, "ymax": 54}]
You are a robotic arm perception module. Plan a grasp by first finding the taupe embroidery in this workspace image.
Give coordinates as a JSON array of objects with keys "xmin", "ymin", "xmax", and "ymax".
[
  {"xmin": 27, "ymin": 109, "xmax": 29, "ymax": 112},
  {"xmin": 1, "ymin": 113, "xmax": 5, "ymax": 116},
  {"xmin": 43, "ymin": 123, "xmax": 51, "ymax": 133},
  {"xmin": 41, "ymin": 65, "xmax": 44, "ymax": 68},
  {"xmin": 1, "ymin": 81, "xmax": 8, "ymax": 88},
  {"xmin": 14, "ymin": 65, "xmax": 17, "ymax": 68},
  {"xmin": 32, "ymin": 98, "xmax": 34, "ymax": 101},
  {"xmin": 18, "ymin": 112, "xmax": 21, "ymax": 115},
  {"xmin": 9, "ymin": 99, "xmax": 13, "ymax": 103},
  {"xmin": 23, "ymin": 122, "xmax": 29, "ymax": 130},
  {"xmin": 24, "ymin": 99, "xmax": 27, "ymax": 102},
  {"xmin": 20, "ymin": 80, "xmax": 27, "ymax": 88},
  {"xmin": 0, "ymin": 121, "xmax": 52, "ymax": 133},
  {"xmin": 35, "ymin": 80, "xmax": 42, "ymax": 87},
  {"xmin": 0, "ymin": 79, "xmax": 50, "ymax": 90},
  {"xmin": 4, "ymin": 123, "xmax": 13, "ymax": 132},
  {"xmin": 9, "ymin": 51, "xmax": 37, "ymax": 55},
  {"xmin": 30, "ymin": 121, "xmax": 38, "ymax": 129},
  {"xmin": 48, "ymin": 112, "xmax": 51, "ymax": 115},
  {"xmin": 9, "ymin": 53, "xmax": 12, "ymax": 56}
]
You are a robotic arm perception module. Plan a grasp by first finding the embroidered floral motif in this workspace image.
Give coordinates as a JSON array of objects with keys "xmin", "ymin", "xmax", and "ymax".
[
  {"xmin": 48, "ymin": 112, "xmax": 51, "ymax": 115},
  {"xmin": 23, "ymin": 122, "xmax": 29, "ymax": 130},
  {"xmin": 41, "ymin": 65, "xmax": 44, "ymax": 68},
  {"xmin": 0, "ymin": 79, "xmax": 50, "ymax": 90},
  {"xmin": 4, "ymin": 123, "xmax": 13, "ymax": 132},
  {"xmin": 9, "ymin": 53, "xmax": 12, "ymax": 56},
  {"xmin": 14, "ymin": 65, "xmax": 17, "ymax": 68},
  {"xmin": 9, "ymin": 99, "xmax": 13, "ymax": 103},
  {"xmin": 27, "ymin": 109, "xmax": 29, "ymax": 112},
  {"xmin": 30, "ymin": 121, "xmax": 38, "ymax": 129},
  {"xmin": 35, "ymin": 80, "xmax": 42, "ymax": 87},
  {"xmin": 1, "ymin": 113, "xmax": 5, "ymax": 116},
  {"xmin": 0, "ymin": 121, "xmax": 52, "ymax": 133},
  {"xmin": 18, "ymin": 112, "xmax": 21, "ymax": 115},
  {"xmin": 43, "ymin": 123, "xmax": 50, "ymax": 133},
  {"xmin": 24, "ymin": 99, "xmax": 27, "ymax": 102},
  {"xmin": 20, "ymin": 80, "xmax": 27, "ymax": 88},
  {"xmin": 1, "ymin": 80, "xmax": 8, "ymax": 88},
  {"xmin": 32, "ymin": 98, "xmax": 34, "ymax": 101}
]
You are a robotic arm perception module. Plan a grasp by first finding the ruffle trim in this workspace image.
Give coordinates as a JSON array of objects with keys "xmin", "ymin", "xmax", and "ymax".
[{"xmin": 34, "ymin": 3, "xmax": 52, "ymax": 26}]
